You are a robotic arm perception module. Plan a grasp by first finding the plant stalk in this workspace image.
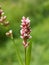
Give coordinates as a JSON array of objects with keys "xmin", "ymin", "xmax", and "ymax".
[
  {"xmin": 25, "ymin": 47, "xmax": 26, "ymax": 65},
  {"xmin": 11, "ymin": 36, "xmax": 24, "ymax": 65}
]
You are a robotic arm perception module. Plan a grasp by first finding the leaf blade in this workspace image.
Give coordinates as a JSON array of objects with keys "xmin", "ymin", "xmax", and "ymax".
[{"xmin": 26, "ymin": 40, "xmax": 32, "ymax": 65}]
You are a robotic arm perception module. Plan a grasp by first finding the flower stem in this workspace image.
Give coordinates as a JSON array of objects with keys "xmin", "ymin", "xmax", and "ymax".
[
  {"xmin": 11, "ymin": 37, "xmax": 24, "ymax": 65},
  {"xmin": 25, "ymin": 47, "xmax": 26, "ymax": 65}
]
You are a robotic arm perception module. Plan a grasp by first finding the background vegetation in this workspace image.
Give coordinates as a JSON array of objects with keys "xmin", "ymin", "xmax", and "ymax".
[{"xmin": 0, "ymin": 0, "xmax": 49, "ymax": 65}]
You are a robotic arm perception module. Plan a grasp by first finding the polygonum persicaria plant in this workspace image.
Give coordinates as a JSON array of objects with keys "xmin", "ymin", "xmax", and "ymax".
[
  {"xmin": 0, "ymin": 6, "xmax": 9, "ymax": 26},
  {"xmin": 20, "ymin": 16, "xmax": 31, "ymax": 48},
  {"xmin": 20, "ymin": 16, "xmax": 32, "ymax": 65}
]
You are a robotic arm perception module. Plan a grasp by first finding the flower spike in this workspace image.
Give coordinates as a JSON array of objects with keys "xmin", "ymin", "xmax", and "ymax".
[
  {"xmin": 20, "ymin": 16, "xmax": 31, "ymax": 47},
  {"xmin": 0, "ymin": 6, "xmax": 9, "ymax": 26}
]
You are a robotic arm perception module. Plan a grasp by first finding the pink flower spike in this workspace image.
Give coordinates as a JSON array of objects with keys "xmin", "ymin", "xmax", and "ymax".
[
  {"xmin": 20, "ymin": 16, "xmax": 31, "ymax": 47},
  {"xmin": 0, "ymin": 6, "xmax": 9, "ymax": 26}
]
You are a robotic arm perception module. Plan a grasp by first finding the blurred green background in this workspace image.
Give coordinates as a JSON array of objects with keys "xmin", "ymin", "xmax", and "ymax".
[{"xmin": 0, "ymin": 0, "xmax": 49, "ymax": 65}]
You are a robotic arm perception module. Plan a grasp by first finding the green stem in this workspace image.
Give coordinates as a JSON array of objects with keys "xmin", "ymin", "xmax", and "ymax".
[
  {"xmin": 25, "ymin": 47, "xmax": 26, "ymax": 65},
  {"xmin": 11, "ymin": 37, "xmax": 24, "ymax": 65}
]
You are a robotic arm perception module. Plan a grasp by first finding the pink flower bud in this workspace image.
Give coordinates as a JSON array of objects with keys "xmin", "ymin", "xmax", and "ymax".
[
  {"xmin": 0, "ymin": 9, "xmax": 3, "ymax": 15},
  {"xmin": 23, "ymin": 41, "xmax": 29, "ymax": 48},
  {"xmin": 0, "ymin": 18, "xmax": 3, "ymax": 22}
]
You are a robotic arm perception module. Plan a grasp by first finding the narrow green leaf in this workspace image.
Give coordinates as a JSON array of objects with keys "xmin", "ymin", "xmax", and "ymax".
[{"xmin": 26, "ymin": 40, "xmax": 32, "ymax": 65}]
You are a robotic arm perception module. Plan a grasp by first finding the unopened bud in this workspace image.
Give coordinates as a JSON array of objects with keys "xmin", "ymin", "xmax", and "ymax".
[
  {"xmin": 3, "ymin": 16, "xmax": 7, "ymax": 21},
  {"xmin": 23, "ymin": 41, "xmax": 29, "ymax": 48},
  {"xmin": 1, "ymin": 12, "xmax": 4, "ymax": 15},
  {"xmin": 4, "ymin": 21, "xmax": 9, "ymax": 26},
  {"xmin": 6, "ymin": 30, "xmax": 13, "ymax": 37}
]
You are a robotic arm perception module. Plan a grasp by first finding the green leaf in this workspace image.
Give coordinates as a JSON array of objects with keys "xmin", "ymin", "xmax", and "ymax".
[{"xmin": 26, "ymin": 40, "xmax": 32, "ymax": 65}]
